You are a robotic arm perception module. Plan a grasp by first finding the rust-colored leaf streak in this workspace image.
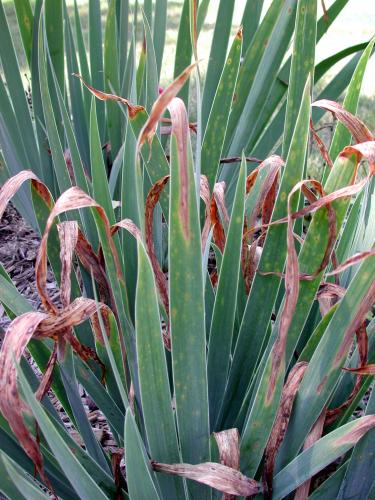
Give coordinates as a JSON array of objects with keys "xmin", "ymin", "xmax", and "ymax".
[
  {"xmin": 152, "ymin": 461, "xmax": 260, "ymax": 497},
  {"xmin": 137, "ymin": 62, "xmax": 198, "ymax": 151},
  {"xmin": 312, "ymin": 100, "xmax": 374, "ymax": 144},
  {"xmin": 213, "ymin": 429, "xmax": 241, "ymax": 500},
  {"xmin": 144, "ymin": 176, "xmax": 170, "ymax": 313},
  {"xmin": 74, "ymin": 74, "xmax": 144, "ymax": 118},
  {"xmin": 263, "ymin": 362, "xmax": 308, "ymax": 499},
  {"xmin": 168, "ymin": 97, "xmax": 191, "ymax": 238},
  {"xmin": 294, "ymin": 409, "xmax": 326, "ymax": 500},
  {"xmin": 334, "ymin": 414, "xmax": 375, "ymax": 447}
]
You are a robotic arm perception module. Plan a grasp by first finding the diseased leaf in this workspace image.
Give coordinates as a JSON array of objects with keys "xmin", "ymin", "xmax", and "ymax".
[{"xmin": 152, "ymin": 461, "xmax": 260, "ymax": 497}]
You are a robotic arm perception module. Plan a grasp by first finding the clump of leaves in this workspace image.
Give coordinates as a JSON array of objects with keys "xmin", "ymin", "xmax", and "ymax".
[{"xmin": 1, "ymin": 1, "xmax": 375, "ymax": 499}]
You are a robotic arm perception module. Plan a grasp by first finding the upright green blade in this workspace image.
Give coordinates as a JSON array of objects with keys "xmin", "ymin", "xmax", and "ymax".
[
  {"xmin": 14, "ymin": 0, "xmax": 34, "ymax": 67},
  {"xmin": 201, "ymin": 28, "xmax": 242, "ymax": 190},
  {"xmin": 201, "ymin": 0, "xmax": 235, "ymax": 130},
  {"xmin": 136, "ymin": 242, "xmax": 184, "ymax": 498},
  {"xmin": 169, "ymin": 106, "xmax": 210, "ymax": 498},
  {"xmin": 45, "ymin": 0, "xmax": 64, "ymax": 93},
  {"xmin": 89, "ymin": 0, "xmax": 105, "ymax": 141},
  {"xmin": 153, "ymin": 0, "xmax": 167, "ymax": 77},
  {"xmin": 208, "ymin": 157, "xmax": 246, "ymax": 429},
  {"xmin": 282, "ymin": 0, "xmax": 317, "ymax": 157},
  {"xmin": 104, "ymin": 0, "xmax": 122, "ymax": 157},
  {"xmin": 125, "ymin": 411, "xmax": 161, "ymax": 500}
]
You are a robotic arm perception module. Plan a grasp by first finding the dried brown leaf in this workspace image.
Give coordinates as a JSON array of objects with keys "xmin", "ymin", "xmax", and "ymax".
[
  {"xmin": 263, "ymin": 362, "xmax": 308, "ymax": 498},
  {"xmin": 213, "ymin": 429, "xmax": 240, "ymax": 500},
  {"xmin": 137, "ymin": 62, "xmax": 198, "ymax": 150},
  {"xmin": 74, "ymin": 74, "xmax": 144, "ymax": 118},
  {"xmin": 0, "ymin": 312, "xmax": 50, "ymax": 484},
  {"xmin": 152, "ymin": 461, "xmax": 260, "ymax": 497},
  {"xmin": 312, "ymin": 100, "xmax": 374, "ymax": 144}
]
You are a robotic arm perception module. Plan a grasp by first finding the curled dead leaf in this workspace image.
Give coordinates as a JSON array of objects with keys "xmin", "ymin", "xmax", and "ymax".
[{"xmin": 74, "ymin": 74, "xmax": 144, "ymax": 118}]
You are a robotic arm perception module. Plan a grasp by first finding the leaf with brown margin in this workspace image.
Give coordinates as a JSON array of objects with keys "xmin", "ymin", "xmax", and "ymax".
[
  {"xmin": 213, "ymin": 429, "xmax": 240, "ymax": 500},
  {"xmin": 111, "ymin": 219, "xmax": 142, "ymax": 241},
  {"xmin": 312, "ymin": 100, "xmax": 374, "ymax": 144},
  {"xmin": 168, "ymin": 97, "xmax": 190, "ymax": 237},
  {"xmin": 74, "ymin": 74, "xmax": 144, "ymax": 118},
  {"xmin": 137, "ymin": 62, "xmax": 198, "ymax": 150},
  {"xmin": 263, "ymin": 362, "xmax": 308, "ymax": 498},
  {"xmin": 0, "ymin": 170, "xmax": 53, "ymax": 219},
  {"xmin": 152, "ymin": 461, "xmax": 260, "ymax": 496},
  {"xmin": 333, "ymin": 414, "xmax": 375, "ymax": 447},
  {"xmin": 144, "ymin": 175, "xmax": 170, "ymax": 316},
  {"xmin": 294, "ymin": 409, "xmax": 326, "ymax": 500}
]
